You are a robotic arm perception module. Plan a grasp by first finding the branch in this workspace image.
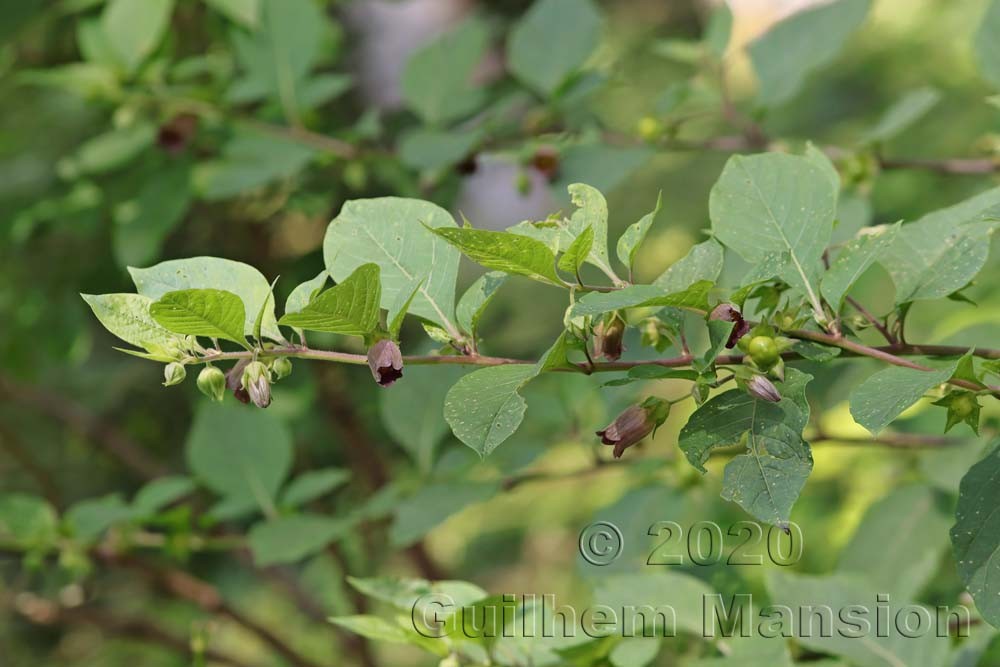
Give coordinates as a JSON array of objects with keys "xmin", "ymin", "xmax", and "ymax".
[{"xmin": 845, "ymin": 295, "xmax": 897, "ymax": 345}]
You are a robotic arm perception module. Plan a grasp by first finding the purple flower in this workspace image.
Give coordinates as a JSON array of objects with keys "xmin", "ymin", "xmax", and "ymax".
[
  {"xmin": 596, "ymin": 398, "xmax": 670, "ymax": 458},
  {"xmin": 368, "ymin": 339, "xmax": 403, "ymax": 387},
  {"xmin": 594, "ymin": 315, "xmax": 626, "ymax": 361},
  {"xmin": 747, "ymin": 375, "xmax": 781, "ymax": 403},
  {"xmin": 709, "ymin": 303, "xmax": 750, "ymax": 348}
]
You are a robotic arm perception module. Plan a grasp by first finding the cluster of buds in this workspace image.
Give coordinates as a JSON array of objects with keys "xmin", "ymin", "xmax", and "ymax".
[{"xmin": 596, "ymin": 397, "xmax": 670, "ymax": 458}]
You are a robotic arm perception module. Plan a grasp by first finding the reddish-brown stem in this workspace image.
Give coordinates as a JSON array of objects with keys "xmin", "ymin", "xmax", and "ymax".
[{"xmin": 846, "ymin": 295, "xmax": 897, "ymax": 345}]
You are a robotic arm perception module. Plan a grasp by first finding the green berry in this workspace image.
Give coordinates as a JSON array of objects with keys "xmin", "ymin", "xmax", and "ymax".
[{"xmin": 747, "ymin": 336, "xmax": 780, "ymax": 368}]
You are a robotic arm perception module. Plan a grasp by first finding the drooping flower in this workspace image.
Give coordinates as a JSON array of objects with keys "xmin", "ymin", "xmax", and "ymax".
[
  {"xmin": 367, "ymin": 339, "xmax": 403, "ymax": 387},
  {"xmin": 746, "ymin": 374, "xmax": 781, "ymax": 403},
  {"xmin": 596, "ymin": 398, "xmax": 670, "ymax": 458},
  {"xmin": 709, "ymin": 303, "xmax": 750, "ymax": 348},
  {"xmin": 241, "ymin": 361, "xmax": 272, "ymax": 408}
]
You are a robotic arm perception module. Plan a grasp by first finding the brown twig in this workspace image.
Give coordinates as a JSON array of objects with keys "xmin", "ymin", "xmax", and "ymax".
[{"xmin": 845, "ymin": 295, "xmax": 897, "ymax": 345}]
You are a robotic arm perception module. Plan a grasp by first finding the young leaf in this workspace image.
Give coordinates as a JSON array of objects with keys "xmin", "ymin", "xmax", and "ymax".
[
  {"xmin": 703, "ymin": 1, "xmax": 733, "ymax": 57},
  {"xmin": 129, "ymin": 256, "xmax": 282, "ymax": 340},
  {"xmin": 0, "ymin": 494, "xmax": 59, "ymax": 549},
  {"xmin": 695, "ymin": 319, "xmax": 735, "ymax": 372},
  {"xmin": 284, "ymin": 271, "xmax": 327, "ymax": 315},
  {"xmin": 278, "ymin": 263, "xmax": 381, "ymax": 336},
  {"xmin": 569, "ymin": 280, "xmax": 713, "ymax": 318},
  {"xmin": 431, "ymin": 227, "xmax": 563, "ymax": 286},
  {"xmin": 204, "ymin": 0, "xmax": 259, "ymax": 28},
  {"xmin": 324, "ymin": 198, "xmax": 460, "ymax": 336},
  {"xmin": 132, "ymin": 476, "xmax": 195, "ymax": 515},
  {"xmin": 848, "ymin": 358, "xmax": 961, "ymax": 435},
  {"xmin": 616, "ymin": 192, "xmax": 661, "ymax": 273},
  {"xmin": 506, "ymin": 0, "xmax": 602, "ymax": 96},
  {"xmin": 557, "ymin": 225, "xmax": 594, "ymax": 277},
  {"xmin": 150, "ymin": 288, "xmax": 249, "ymax": 346},
  {"xmin": 388, "ymin": 280, "xmax": 422, "ymax": 339},
  {"xmin": 102, "ymin": 0, "xmax": 175, "ymax": 73},
  {"xmin": 820, "ymin": 222, "xmax": 900, "ymax": 310},
  {"xmin": 65, "ymin": 495, "xmax": 138, "ymax": 542},
  {"xmin": 951, "ymin": 439, "xmax": 1000, "ymax": 628},
  {"xmin": 748, "ymin": 0, "xmax": 871, "ymax": 106},
  {"xmin": 82, "ymin": 293, "xmax": 180, "ymax": 351},
  {"xmin": 253, "ymin": 277, "xmax": 279, "ymax": 342},
  {"xmin": 249, "ymin": 514, "xmax": 349, "ymax": 566},
  {"xmin": 401, "ymin": 17, "xmax": 489, "ymax": 124},
  {"xmin": 567, "ymin": 183, "xmax": 616, "ymax": 279},
  {"xmin": 456, "ymin": 272, "xmax": 507, "ymax": 339}
]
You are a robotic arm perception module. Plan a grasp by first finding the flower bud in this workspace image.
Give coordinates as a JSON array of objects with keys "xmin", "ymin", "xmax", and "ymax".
[
  {"xmin": 709, "ymin": 303, "xmax": 750, "ymax": 348},
  {"xmin": 593, "ymin": 315, "xmax": 626, "ymax": 361},
  {"xmin": 271, "ymin": 357, "xmax": 293, "ymax": 380},
  {"xmin": 596, "ymin": 397, "xmax": 670, "ymax": 458},
  {"xmin": 163, "ymin": 362, "xmax": 187, "ymax": 387},
  {"xmin": 241, "ymin": 361, "xmax": 272, "ymax": 408},
  {"xmin": 367, "ymin": 339, "xmax": 403, "ymax": 387},
  {"xmin": 746, "ymin": 374, "xmax": 781, "ymax": 403},
  {"xmin": 197, "ymin": 365, "xmax": 226, "ymax": 402}
]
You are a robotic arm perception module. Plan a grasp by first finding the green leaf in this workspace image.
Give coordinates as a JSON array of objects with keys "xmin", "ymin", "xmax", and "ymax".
[
  {"xmin": 113, "ymin": 159, "xmax": 193, "ymax": 267},
  {"xmin": 348, "ymin": 577, "xmax": 487, "ymax": 615},
  {"xmin": 748, "ymin": 0, "xmax": 870, "ymax": 106},
  {"xmin": 132, "ymin": 476, "xmax": 195, "ymax": 515},
  {"xmin": 226, "ymin": 0, "xmax": 326, "ymax": 118},
  {"xmin": 609, "ymin": 638, "xmax": 660, "ymax": 667},
  {"xmin": 569, "ymin": 280, "xmax": 713, "ymax": 318},
  {"xmin": 677, "ymin": 368, "xmax": 812, "ymax": 472},
  {"xmin": 331, "ymin": 615, "xmax": 446, "ymax": 654},
  {"xmin": 838, "ymin": 484, "xmax": 950, "ymax": 601},
  {"xmin": 765, "ymin": 571, "xmax": 949, "ymax": 667},
  {"xmin": 602, "ymin": 366, "xmax": 700, "ymax": 387},
  {"xmin": 324, "ymin": 197, "xmax": 460, "ymax": 336},
  {"xmin": 150, "ymin": 288, "xmax": 249, "ymax": 347},
  {"xmin": 849, "ymin": 358, "xmax": 961, "ymax": 435},
  {"xmin": 567, "ymin": 183, "xmax": 615, "ymax": 279},
  {"xmin": 281, "ymin": 468, "xmax": 350, "ymax": 508},
  {"xmin": 72, "ymin": 123, "xmax": 156, "ymax": 175},
  {"xmin": 592, "ymin": 572, "xmax": 715, "ymax": 636},
  {"xmin": 710, "ymin": 153, "xmax": 837, "ymax": 315},
  {"xmin": 130, "ymin": 256, "xmax": 283, "ymax": 341},
  {"xmin": 820, "ymin": 222, "xmax": 900, "ymax": 310},
  {"xmin": 380, "ymin": 365, "xmax": 467, "ymax": 472},
  {"xmin": 863, "ymin": 87, "xmax": 941, "ymax": 142},
  {"xmin": 249, "ymin": 514, "xmax": 349, "ymax": 566},
  {"xmin": 444, "ymin": 364, "xmax": 539, "ymax": 457},
  {"xmin": 194, "ymin": 129, "xmax": 317, "ymax": 200},
  {"xmin": 975, "ymin": 0, "xmax": 1000, "ymax": 89},
  {"xmin": 952, "ymin": 439, "xmax": 1000, "ymax": 628},
  {"xmin": 653, "ymin": 239, "xmax": 724, "ymax": 292},
  {"xmin": 401, "ymin": 17, "xmax": 489, "ymax": 124},
  {"xmin": 101, "ymin": 0, "xmax": 175, "ymax": 73},
  {"xmin": 204, "ymin": 0, "xmax": 259, "ymax": 28},
  {"xmin": 431, "ymin": 227, "xmax": 563, "ymax": 286},
  {"xmin": 284, "ymin": 271, "xmax": 327, "ymax": 316},
  {"xmin": 695, "ymin": 319, "xmax": 734, "ymax": 373},
  {"xmin": 0, "ymin": 494, "xmax": 59, "ymax": 549},
  {"xmin": 398, "ymin": 128, "xmax": 480, "ymax": 170},
  {"xmin": 456, "ymin": 272, "xmax": 507, "ymax": 339},
  {"xmin": 557, "ymin": 225, "xmax": 594, "ymax": 275},
  {"xmin": 507, "ymin": 0, "xmax": 602, "ymax": 96},
  {"xmin": 703, "ymin": 1, "xmax": 733, "ymax": 57},
  {"xmin": 390, "ymin": 481, "xmax": 498, "ymax": 547},
  {"xmin": 82, "ymin": 293, "xmax": 181, "ymax": 352},
  {"xmin": 65, "ymin": 495, "xmax": 138, "ymax": 542},
  {"xmin": 616, "ymin": 192, "xmax": 661, "ymax": 273},
  {"xmin": 554, "ymin": 144, "xmax": 652, "ymax": 193},
  {"xmin": 186, "ymin": 403, "xmax": 293, "ymax": 513},
  {"xmin": 278, "ymin": 263, "xmax": 381, "ymax": 336},
  {"xmin": 388, "ymin": 280, "xmax": 422, "ymax": 339},
  {"xmin": 879, "ymin": 198, "xmax": 1000, "ymax": 304}
]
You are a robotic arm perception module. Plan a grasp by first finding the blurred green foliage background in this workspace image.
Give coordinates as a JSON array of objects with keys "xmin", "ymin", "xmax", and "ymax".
[{"xmin": 1, "ymin": 0, "xmax": 1000, "ymax": 665}]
